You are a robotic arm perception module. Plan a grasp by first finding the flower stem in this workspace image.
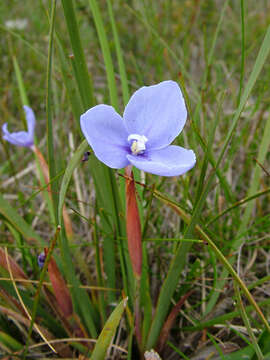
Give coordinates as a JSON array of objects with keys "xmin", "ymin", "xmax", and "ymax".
[{"xmin": 32, "ymin": 145, "xmax": 73, "ymax": 239}]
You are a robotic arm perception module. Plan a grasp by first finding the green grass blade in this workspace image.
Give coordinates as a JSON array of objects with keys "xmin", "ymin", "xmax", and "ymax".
[
  {"xmin": 237, "ymin": 0, "xmax": 245, "ymax": 105},
  {"xmin": 46, "ymin": 0, "xmax": 58, "ymax": 224},
  {"xmin": 58, "ymin": 139, "xmax": 88, "ymax": 225},
  {"xmin": 61, "ymin": 0, "xmax": 94, "ymax": 109},
  {"xmin": 55, "ymin": 35, "xmax": 83, "ymax": 124},
  {"xmin": 207, "ymin": 333, "xmax": 226, "ymax": 360},
  {"xmin": 90, "ymin": 297, "xmax": 128, "ymax": 360},
  {"xmin": 0, "ymin": 331, "xmax": 23, "ymax": 352},
  {"xmin": 88, "ymin": 0, "xmax": 119, "ymax": 110},
  {"xmin": 234, "ymin": 283, "xmax": 264, "ymax": 360},
  {"xmin": 167, "ymin": 341, "xmax": 191, "ymax": 360},
  {"xmin": 12, "ymin": 56, "xmax": 29, "ymax": 107},
  {"xmin": 106, "ymin": 0, "xmax": 130, "ymax": 105}
]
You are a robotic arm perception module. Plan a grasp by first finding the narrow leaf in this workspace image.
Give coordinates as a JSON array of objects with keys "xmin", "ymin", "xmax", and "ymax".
[
  {"xmin": 61, "ymin": 0, "xmax": 95, "ymax": 109},
  {"xmin": 90, "ymin": 298, "xmax": 128, "ymax": 360},
  {"xmin": 88, "ymin": 0, "xmax": 119, "ymax": 110}
]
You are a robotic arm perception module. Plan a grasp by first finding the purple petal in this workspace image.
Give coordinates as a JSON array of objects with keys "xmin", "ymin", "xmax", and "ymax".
[
  {"xmin": 123, "ymin": 81, "xmax": 187, "ymax": 150},
  {"xmin": 2, "ymin": 106, "xmax": 36, "ymax": 147},
  {"xmin": 2, "ymin": 123, "xmax": 33, "ymax": 147},
  {"xmin": 80, "ymin": 104, "xmax": 130, "ymax": 169},
  {"xmin": 23, "ymin": 105, "xmax": 36, "ymax": 137},
  {"xmin": 127, "ymin": 145, "xmax": 196, "ymax": 176}
]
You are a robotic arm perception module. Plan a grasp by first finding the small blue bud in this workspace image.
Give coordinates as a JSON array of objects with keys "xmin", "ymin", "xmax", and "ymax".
[{"xmin": 38, "ymin": 251, "xmax": 46, "ymax": 268}]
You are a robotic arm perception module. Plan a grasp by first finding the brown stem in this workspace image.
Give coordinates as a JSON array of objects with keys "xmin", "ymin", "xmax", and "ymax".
[{"xmin": 32, "ymin": 145, "xmax": 73, "ymax": 238}]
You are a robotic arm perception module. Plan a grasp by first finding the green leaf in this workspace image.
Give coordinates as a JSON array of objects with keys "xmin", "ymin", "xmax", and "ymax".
[
  {"xmin": 0, "ymin": 331, "xmax": 23, "ymax": 351},
  {"xmin": 90, "ymin": 298, "xmax": 128, "ymax": 360}
]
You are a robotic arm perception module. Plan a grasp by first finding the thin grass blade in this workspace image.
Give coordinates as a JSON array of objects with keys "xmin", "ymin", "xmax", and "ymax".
[
  {"xmin": 90, "ymin": 297, "xmax": 128, "ymax": 360},
  {"xmin": 88, "ymin": 0, "xmax": 119, "ymax": 110},
  {"xmin": 61, "ymin": 0, "xmax": 94, "ymax": 109},
  {"xmin": 12, "ymin": 56, "xmax": 29, "ymax": 107},
  {"xmin": 46, "ymin": 0, "xmax": 58, "ymax": 224},
  {"xmin": 106, "ymin": 0, "xmax": 129, "ymax": 105}
]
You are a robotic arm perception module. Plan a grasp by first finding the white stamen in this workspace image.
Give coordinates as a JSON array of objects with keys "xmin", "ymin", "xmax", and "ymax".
[{"xmin": 128, "ymin": 134, "xmax": 148, "ymax": 155}]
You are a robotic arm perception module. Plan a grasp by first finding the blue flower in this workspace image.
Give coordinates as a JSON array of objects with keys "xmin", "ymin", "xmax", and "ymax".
[
  {"xmin": 2, "ymin": 105, "xmax": 35, "ymax": 148},
  {"xmin": 80, "ymin": 80, "xmax": 196, "ymax": 176}
]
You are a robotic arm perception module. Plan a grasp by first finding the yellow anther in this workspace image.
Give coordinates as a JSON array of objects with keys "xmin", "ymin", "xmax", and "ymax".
[{"xmin": 128, "ymin": 134, "xmax": 148, "ymax": 155}]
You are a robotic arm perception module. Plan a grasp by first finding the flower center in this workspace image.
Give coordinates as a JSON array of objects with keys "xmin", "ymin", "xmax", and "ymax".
[{"xmin": 128, "ymin": 134, "xmax": 148, "ymax": 155}]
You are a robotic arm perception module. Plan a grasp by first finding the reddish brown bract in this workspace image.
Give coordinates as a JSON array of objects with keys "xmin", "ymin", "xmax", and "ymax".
[{"xmin": 125, "ymin": 166, "xmax": 142, "ymax": 278}]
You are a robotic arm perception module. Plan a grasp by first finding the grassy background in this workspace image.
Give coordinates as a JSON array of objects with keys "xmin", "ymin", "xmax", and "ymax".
[{"xmin": 0, "ymin": 0, "xmax": 270, "ymax": 359}]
